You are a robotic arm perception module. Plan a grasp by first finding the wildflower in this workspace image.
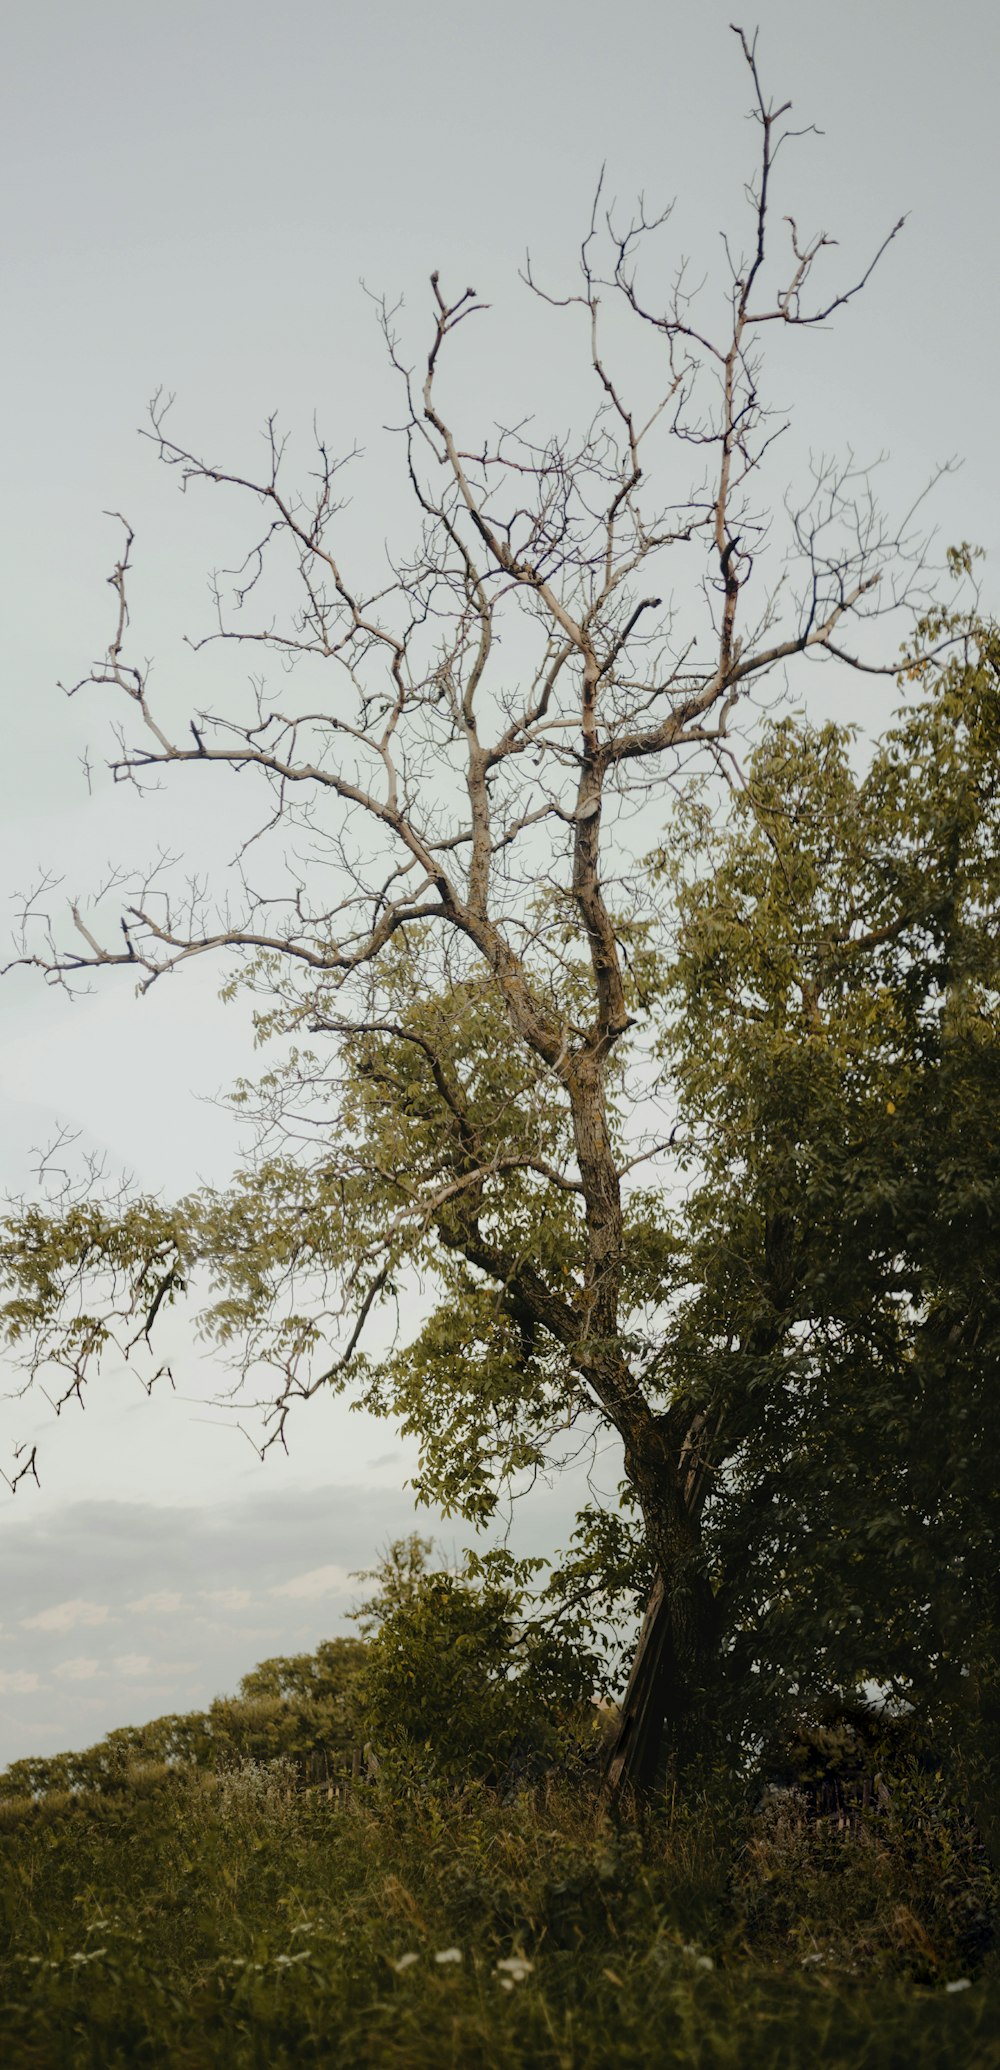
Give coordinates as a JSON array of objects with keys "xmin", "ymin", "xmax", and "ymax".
[
  {"xmin": 496, "ymin": 1955, "xmax": 534, "ymax": 1990},
  {"xmin": 391, "ymin": 1952, "xmax": 420, "ymax": 1973},
  {"xmin": 945, "ymin": 1978, "xmax": 972, "ymax": 1994},
  {"xmin": 682, "ymin": 1944, "xmax": 713, "ymax": 1970},
  {"xmin": 434, "ymin": 1947, "xmax": 463, "ymax": 1966}
]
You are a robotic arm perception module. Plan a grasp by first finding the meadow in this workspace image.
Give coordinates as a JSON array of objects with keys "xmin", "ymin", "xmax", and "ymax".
[{"xmin": 0, "ymin": 1751, "xmax": 996, "ymax": 2068}]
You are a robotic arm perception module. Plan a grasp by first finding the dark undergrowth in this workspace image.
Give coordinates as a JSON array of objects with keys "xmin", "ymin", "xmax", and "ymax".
[{"xmin": 0, "ymin": 1760, "xmax": 997, "ymax": 2068}]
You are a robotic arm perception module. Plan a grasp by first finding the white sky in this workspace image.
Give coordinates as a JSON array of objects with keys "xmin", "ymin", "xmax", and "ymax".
[{"xmin": 1, "ymin": 0, "xmax": 997, "ymax": 1765}]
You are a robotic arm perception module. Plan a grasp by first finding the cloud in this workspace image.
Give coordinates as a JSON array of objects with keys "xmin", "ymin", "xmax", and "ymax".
[
  {"xmin": 0, "ymin": 1478, "xmax": 475, "ymax": 1768},
  {"xmin": 114, "ymin": 1654, "xmax": 153, "ymax": 1678},
  {"xmin": 0, "ymin": 1669, "xmax": 41, "ymax": 1695},
  {"xmin": 52, "ymin": 1658, "xmax": 100, "ymax": 1683},
  {"xmin": 21, "ymin": 1600, "xmax": 110, "ymax": 1636},
  {"xmin": 268, "ymin": 1564, "xmax": 351, "ymax": 1602}
]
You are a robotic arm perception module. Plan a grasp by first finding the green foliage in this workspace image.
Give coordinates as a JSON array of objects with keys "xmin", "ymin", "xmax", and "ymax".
[
  {"xmin": 0, "ymin": 1761, "xmax": 996, "ymax": 2067},
  {"xmin": 0, "ymin": 1637, "xmax": 367, "ymax": 1804},
  {"xmin": 646, "ymin": 623, "xmax": 1000, "ymax": 1769},
  {"xmin": 353, "ymin": 1537, "xmax": 601, "ymax": 1783},
  {"xmin": 734, "ymin": 1776, "xmax": 995, "ymax": 1982},
  {"xmin": 210, "ymin": 1636, "xmax": 367, "ymax": 1776}
]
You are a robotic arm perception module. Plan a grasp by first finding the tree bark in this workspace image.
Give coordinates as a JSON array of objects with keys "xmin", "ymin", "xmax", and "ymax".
[
  {"xmin": 605, "ymin": 1509, "xmax": 721, "ymax": 1797},
  {"xmin": 604, "ymin": 1570, "xmax": 674, "ymax": 1795}
]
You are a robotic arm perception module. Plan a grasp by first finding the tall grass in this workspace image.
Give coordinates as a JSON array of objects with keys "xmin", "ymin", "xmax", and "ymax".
[{"xmin": 0, "ymin": 1762, "xmax": 996, "ymax": 2067}]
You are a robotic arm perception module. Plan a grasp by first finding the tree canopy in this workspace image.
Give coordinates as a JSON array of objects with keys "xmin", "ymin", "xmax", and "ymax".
[{"xmin": 649, "ymin": 607, "xmax": 1000, "ymax": 1779}]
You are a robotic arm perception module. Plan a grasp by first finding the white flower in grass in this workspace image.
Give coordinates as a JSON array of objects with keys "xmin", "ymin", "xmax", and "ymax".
[
  {"xmin": 945, "ymin": 1978, "xmax": 972, "ymax": 1993},
  {"xmin": 391, "ymin": 1952, "xmax": 420, "ymax": 1973},
  {"xmin": 682, "ymin": 1944, "xmax": 714, "ymax": 1971},
  {"xmin": 434, "ymin": 1947, "xmax": 463, "ymax": 1966},
  {"xmin": 496, "ymin": 1955, "xmax": 534, "ymax": 1989}
]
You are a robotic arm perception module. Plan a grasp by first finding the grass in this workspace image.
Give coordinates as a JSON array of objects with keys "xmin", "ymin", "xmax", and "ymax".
[{"xmin": 0, "ymin": 1760, "xmax": 997, "ymax": 2067}]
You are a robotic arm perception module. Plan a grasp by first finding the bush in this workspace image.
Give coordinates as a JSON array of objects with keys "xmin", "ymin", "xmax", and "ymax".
[{"xmin": 353, "ymin": 1538, "xmax": 600, "ymax": 1784}]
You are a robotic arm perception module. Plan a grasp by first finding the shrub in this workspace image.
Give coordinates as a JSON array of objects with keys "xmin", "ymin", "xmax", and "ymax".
[{"xmin": 354, "ymin": 1538, "xmax": 598, "ymax": 1784}]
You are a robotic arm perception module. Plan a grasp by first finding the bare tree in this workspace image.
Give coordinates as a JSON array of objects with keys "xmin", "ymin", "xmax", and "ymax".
[{"xmin": 3, "ymin": 29, "xmax": 952, "ymax": 1783}]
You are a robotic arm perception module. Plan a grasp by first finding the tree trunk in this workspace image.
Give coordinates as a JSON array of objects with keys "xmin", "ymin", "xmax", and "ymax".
[
  {"xmin": 604, "ymin": 1569, "xmax": 674, "ymax": 1795},
  {"xmin": 605, "ymin": 1544, "xmax": 720, "ymax": 1797}
]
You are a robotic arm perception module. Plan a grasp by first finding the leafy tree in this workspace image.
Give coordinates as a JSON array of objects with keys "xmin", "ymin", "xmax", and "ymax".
[
  {"xmin": 352, "ymin": 1536, "xmax": 599, "ymax": 1783},
  {"xmin": 0, "ymin": 1635, "xmax": 367, "ymax": 1800},
  {"xmin": 0, "ymin": 32, "xmax": 976, "ymax": 1787},
  {"xmin": 205, "ymin": 1635, "xmax": 367, "ymax": 1776},
  {"xmin": 637, "ymin": 605, "xmax": 1000, "ymax": 1798}
]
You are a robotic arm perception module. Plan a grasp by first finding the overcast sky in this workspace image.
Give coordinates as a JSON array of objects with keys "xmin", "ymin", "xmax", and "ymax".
[{"xmin": 1, "ymin": 0, "xmax": 997, "ymax": 1768}]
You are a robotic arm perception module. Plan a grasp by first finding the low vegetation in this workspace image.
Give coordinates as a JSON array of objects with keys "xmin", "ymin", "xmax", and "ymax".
[
  {"xmin": 0, "ymin": 1754, "xmax": 997, "ymax": 2068},
  {"xmin": 1, "ymin": 1547, "xmax": 997, "ymax": 2066}
]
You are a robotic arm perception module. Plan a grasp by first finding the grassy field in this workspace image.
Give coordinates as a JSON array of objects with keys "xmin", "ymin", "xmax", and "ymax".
[{"xmin": 0, "ymin": 1760, "xmax": 996, "ymax": 2068}]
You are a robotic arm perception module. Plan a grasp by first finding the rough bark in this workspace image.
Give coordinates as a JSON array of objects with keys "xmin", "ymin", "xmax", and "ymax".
[
  {"xmin": 604, "ymin": 1570, "xmax": 674, "ymax": 1795},
  {"xmin": 604, "ymin": 1532, "xmax": 721, "ymax": 1795}
]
